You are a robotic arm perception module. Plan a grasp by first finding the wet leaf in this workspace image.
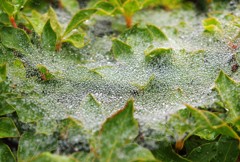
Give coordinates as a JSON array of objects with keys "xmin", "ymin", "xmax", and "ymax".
[
  {"xmin": 24, "ymin": 10, "xmax": 48, "ymax": 35},
  {"xmin": 202, "ymin": 17, "xmax": 222, "ymax": 33},
  {"xmin": 0, "ymin": 63, "xmax": 7, "ymax": 82},
  {"xmin": 60, "ymin": 0, "xmax": 80, "ymax": 15},
  {"xmin": 36, "ymin": 64, "xmax": 55, "ymax": 81},
  {"xmin": 187, "ymin": 136, "xmax": 239, "ymax": 162},
  {"xmin": 93, "ymin": 99, "xmax": 155, "ymax": 161},
  {"xmin": 0, "ymin": 27, "xmax": 31, "ymax": 54},
  {"xmin": 147, "ymin": 24, "xmax": 168, "ymax": 41},
  {"xmin": 111, "ymin": 39, "xmax": 133, "ymax": 59},
  {"xmin": 17, "ymin": 132, "xmax": 58, "ymax": 162},
  {"xmin": 31, "ymin": 152, "xmax": 76, "ymax": 162},
  {"xmin": 63, "ymin": 31, "xmax": 85, "ymax": 48},
  {"xmin": 48, "ymin": 7, "xmax": 62, "ymax": 38},
  {"xmin": 151, "ymin": 142, "xmax": 190, "ymax": 162},
  {"xmin": 41, "ymin": 20, "xmax": 57, "ymax": 51},
  {"xmin": 58, "ymin": 117, "xmax": 85, "ymax": 143},
  {"xmin": 94, "ymin": 1, "xmax": 115, "ymax": 15},
  {"xmin": 79, "ymin": 94, "xmax": 103, "ymax": 128},
  {"xmin": 145, "ymin": 48, "xmax": 173, "ymax": 62},
  {"xmin": 215, "ymin": 71, "xmax": 240, "ymax": 123},
  {"xmin": 0, "ymin": 142, "xmax": 16, "ymax": 162},
  {"xmin": 0, "ymin": 0, "xmax": 14, "ymax": 16},
  {"xmin": 9, "ymin": 98, "xmax": 43, "ymax": 123},
  {"xmin": 63, "ymin": 9, "xmax": 96, "ymax": 37},
  {"xmin": 0, "ymin": 117, "xmax": 19, "ymax": 138},
  {"xmin": 186, "ymin": 105, "xmax": 240, "ymax": 141}
]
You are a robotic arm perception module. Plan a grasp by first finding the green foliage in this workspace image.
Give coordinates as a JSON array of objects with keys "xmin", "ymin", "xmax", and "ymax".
[
  {"xmin": 25, "ymin": 8, "xmax": 96, "ymax": 51},
  {"xmin": 0, "ymin": 117, "xmax": 19, "ymax": 138},
  {"xmin": 202, "ymin": 17, "xmax": 222, "ymax": 33},
  {"xmin": 0, "ymin": 1, "xmax": 239, "ymax": 162},
  {"xmin": 0, "ymin": 27, "xmax": 31, "ymax": 54},
  {"xmin": 0, "ymin": 142, "xmax": 16, "ymax": 162}
]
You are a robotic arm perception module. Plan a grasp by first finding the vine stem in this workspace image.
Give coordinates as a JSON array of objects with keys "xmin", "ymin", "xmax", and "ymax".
[
  {"xmin": 124, "ymin": 15, "xmax": 132, "ymax": 28},
  {"xmin": 9, "ymin": 16, "xmax": 17, "ymax": 28}
]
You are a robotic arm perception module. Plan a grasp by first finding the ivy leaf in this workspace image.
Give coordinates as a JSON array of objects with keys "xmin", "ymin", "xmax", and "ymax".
[
  {"xmin": 93, "ymin": 99, "xmax": 145, "ymax": 161},
  {"xmin": 17, "ymin": 132, "xmax": 58, "ymax": 162},
  {"xmin": 215, "ymin": 71, "xmax": 240, "ymax": 123},
  {"xmin": 145, "ymin": 48, "xmax": 173, "ymax": 63},
  {"xmin": 202, "ymin": 17, "xmax": 222, "ymax": 33},
  {"xmin": 59, "ymin": 0, "xmax": 80, "ymax": 15},
  {"xmin": 79, "ymin": 94, "xmax": 103, "ymax": 128},
  {"xmin": 0, "ymin": 27, "xmax": 31, "ymax": 54},
  {"xmin": 147, "ymin": 24, "xmax": 168, "ymax": 41},
  {"xmin": 24, "ymin": 10, "xmax": 48, "ymax": 35},
  {"xmin": 111, "ymin": 39, "xmax": 133, "ymax": 59},
  {"xmin": 63, "ymin": 9, "xmax": 96, "ymax": 37},
  {"xmin": 186, "ymin": 105, "xmax": 240, "ymax": 141},
  {"xmin": 0, "ymin": 0, "xmax": 14, "ymax": 16},
  {"xmin": 8, "ymin": 98, "xmax": 43, "ymax": 123},
  {"xmin": 31, "ymin": 152, "xmax": 76, "ymax": 162},
  {"xmin": 0, "ymin": 142, "xmax": 16, "ymax": 162},
  {"xmin": 187, "ymin": 136, "xmax": 239, "ymax": 162},
  {"xmin": 62, "ymin": 31, "xmax": 85, "ymax": 49},
  {"xmin": 94, "ymin": 1, "xmax": 116, "ymax": 15},
  {"xmin": 36, "ymin": 64, "xmax": 55, "ymax": 81},
  {"xmin": 151, "ymin": 142, "xmax": 190, "ymax": 162},
  {"xmin": 0, "ymin": 63, "xmax": 7, "ymax": 82},
  {"xmin": 123, "ymin": 0, "xmax": 141, "ymax": 17},
  {"xmin": 0, "ymin": 117, "xmax": 19, "ymax": 138},
  {"xmin": 119, "ymin": 143, "xmax": 156, "ymax": 162},
  {"xmin": 36, "ymin": 119, "xmax": 57, "ymax": 135},
  {"xmin": 120, "ymin": 25, "xmax": 153, "ymax": 47},
  {"xmin": 58, "ymin": 117, "xmax": 86, "ymax": 144},
  {"xmin": 41, "ymin": 20, "xmax": 57, "ymax": 51},
  {"xmin": 48, "ymin": 7, "xmax": 62, "ymax": 38}
]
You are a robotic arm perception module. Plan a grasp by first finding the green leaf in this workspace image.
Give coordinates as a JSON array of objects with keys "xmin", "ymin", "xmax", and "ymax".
[
  {"xmin": 48, "ymin": 7, "xmax": 62, "ymax": 38},
  {"xmin": 123, "ymin": 0, "xmax": 141, "ymax": 16},
  {"xmin": 0, "ymin": 0, "xmax": 14, "ymax": 16},
  {"xmin": 36, "ymin": 64, "xmax": 55, "ymax": 81},
  {"xmin": 62, "ymin": 31, "xmax": 85, "ymax": 48},
  {"xmin": 94, "ymin": 1, "xmax": 116, "ymax": 15},
  {"xmin": 31, "ymin": 152, "xmax": 76, "ymax": 162},
  {"xmin": 94, "ymin": 99, "xmax": 141, "ymax": 161},
  {"xmin": 63, "ymin": 9, "xmax": 96, "ymax": 37},
  {"xmin": 120, "ymin": 25, "xmax": 153, "ymax": 47},
  {"xmin": 202, "ymin": 17, "xmax": 222, "ymax": 33},
  {"xmin": 0, "ymin": 63, "xmax": 7, "ymax": 82},
  {"xmin": 151, "ymin": 142, "xmax": 190, "ymax": 162},
  {"xmin": 9, "ymin": 99, "xmax": 43, "ymax": 123},
  {"xmin": 120, "ymin": 143, "xmax": 156, "ymax": 162},
  {"xmin": 215, "ymin": 71, "xmax": 240, "ymax": 122},
  {"xmin": 41, "ymin": 20, "xmax": 57, "ymax": 51},
  {"xmin": 60, "ymin": 0, "xmax": 80, "ymax": 15},
  {"xmin": 17, "ymin": 132, "xmax": 58, "ymax": 162},
  {"xmin": 24, "ymin": 10, "xmax": 48, "ymax": 35},
  {"xmin": 111, "ymin": 39, "xmax": 133, "ymax": 59},
  {"xmin": 79, "ymin": 94, "xmax": 103, "ymax": 128},
  {"xmin": 187, "ymin": 136, "xmax": 239, "ymax": 162},
  {"xmin": 0, "ymin": 117, "xmax": 19, "ymax": 138},
  {"xmin": 0, "ymin": 27, "xmax": 31, "ymax": 54},
  {"xmin": 58, "ymin": 117, "xmax": 85, "ymax": 144},
  {"xmin": 0, "ymin": 142, "xmax": 16, "ymax": 162},
  {"xmin": 145, "ymin": 48, "xmax": 173, "ymax": 62},
  {"xmin": 147, "ymin": 24, "xmax": 168, "ymax": 41},
  {"xmin": 186, "ymin": 105, "xmax": 240, "ymax": 141},
  {"xmin": 36, "ymin": 119, "xmax": 57, "ymax": 135}
]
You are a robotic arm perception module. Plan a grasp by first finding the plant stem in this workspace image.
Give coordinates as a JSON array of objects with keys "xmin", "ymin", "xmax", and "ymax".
[
  {"xmin": 9, "ymin": 16, "xmax": 17, "ymax": 28},
  {"xmin": 55, "ymin": 42, "xmax": 62, "ymax": 52},
  {"xmin": 124, "ymin": 15, "xmax": 132, "ymax": 28}
]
